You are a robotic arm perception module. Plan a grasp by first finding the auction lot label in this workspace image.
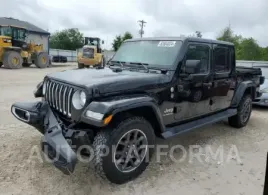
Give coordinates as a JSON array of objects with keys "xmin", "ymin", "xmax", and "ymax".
[{"xmin": 158, "ymin": 41, "xmax": 176, "ymax": 47}]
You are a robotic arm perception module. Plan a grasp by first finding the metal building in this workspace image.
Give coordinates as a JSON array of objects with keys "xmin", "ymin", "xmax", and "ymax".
[{"xmin": 0, "ymin": 17, "xmax": 50, "ymax": 52}]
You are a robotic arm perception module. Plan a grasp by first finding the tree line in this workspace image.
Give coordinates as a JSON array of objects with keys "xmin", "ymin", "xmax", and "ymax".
[
  {"xmin": 49, "ymin": 27, "xmax": 268, "ymax": 61},
  {"xmin": 216, "ymin": 27, "xmax": 268, "ymax": 61}
]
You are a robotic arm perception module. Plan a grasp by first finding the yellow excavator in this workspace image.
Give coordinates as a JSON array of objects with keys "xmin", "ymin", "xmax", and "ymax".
[
  {"xmin": 77, "ymin": 37, "xmax": 105, "ymax": 69},
  {"xmin": 0, "ymin": 25, "xmax": 49, "ymax": 69}
]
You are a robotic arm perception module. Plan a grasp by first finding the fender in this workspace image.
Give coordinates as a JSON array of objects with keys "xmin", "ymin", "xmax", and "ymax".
[
  {"xmin": 231, "ymin": 80, "xmax": 256, "ymax": 107},
  {"xmin": 80, "ymin": 95, "xmax": 165, "ymax": 132}
]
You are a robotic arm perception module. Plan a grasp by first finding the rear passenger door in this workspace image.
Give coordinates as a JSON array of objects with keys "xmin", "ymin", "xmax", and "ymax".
[{"xmin": 210, "ymin": 45, "xmax": 235, "ymax": 111}]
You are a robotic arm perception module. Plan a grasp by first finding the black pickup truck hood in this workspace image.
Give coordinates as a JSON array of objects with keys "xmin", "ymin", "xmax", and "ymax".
[{"xmin": 47, "ymin": 68, "xmax": 173, "ymax": 94}]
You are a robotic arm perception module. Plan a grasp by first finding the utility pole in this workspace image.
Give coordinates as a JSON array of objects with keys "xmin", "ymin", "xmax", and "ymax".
[{"xmin": 138, "ymin": 20, "xmax": 146, "ymax": 38}]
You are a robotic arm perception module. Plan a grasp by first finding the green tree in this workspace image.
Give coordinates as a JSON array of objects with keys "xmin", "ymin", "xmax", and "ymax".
[
  {"xmin": 217, "ymin": 27, "xmax": 235, "ymax": 42},
  {"xmin": 123, "ymin": 32, "xmax": 133, "ymax": 40},
  {"xmin": 112, "ymin": 31, "xmax": 133, "ymax": 51},
  {"xmin": 49, "ymin": 28, "xmax": 84, "ymax": 50},
  {"xmin": 112, "ymin": 35, "xmax": 122, "ymax": 52},
  {"xmin": 217, "ymin": 27, "xmax": 244, "ymax": 59},
  {"xmin": 260, "ymin": 47, "xmax": 268, "ymax": 61},
  {"xmin": 238, "ymin": 38, "xmax": 262, "ymax": 60},
  {"xmin": 195, "ymin": 31, "xmax": 202, "ymax": 38}
]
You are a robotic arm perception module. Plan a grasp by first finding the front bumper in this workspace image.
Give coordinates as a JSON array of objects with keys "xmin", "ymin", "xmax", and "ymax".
[{"xmin": 11, "ymin": 101, "xmax": 77, "ymax": 175}]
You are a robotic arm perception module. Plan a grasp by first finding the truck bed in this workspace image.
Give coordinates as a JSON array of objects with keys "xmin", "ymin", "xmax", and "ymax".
[{"xmin": 236, "ymin": 66, "xmax": 262, "ymax": 76}]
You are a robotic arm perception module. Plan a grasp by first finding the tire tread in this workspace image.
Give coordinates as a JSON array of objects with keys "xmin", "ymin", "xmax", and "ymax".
[{"xmin": 229, "ymin": 94, "xmax": 252, "ymax": 128}]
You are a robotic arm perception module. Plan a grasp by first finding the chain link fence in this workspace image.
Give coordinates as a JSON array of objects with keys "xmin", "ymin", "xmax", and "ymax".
[
  {"xmin": 49, "ymin": 49, "xmax": 115, "ymax": 63},
  {"xmin": 49, "ymin": 49, "xmax": 268, "ymax": 67}
]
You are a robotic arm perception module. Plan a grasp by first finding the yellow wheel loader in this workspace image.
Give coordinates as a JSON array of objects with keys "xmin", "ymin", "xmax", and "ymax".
[
  {"xmin": 0, "ymin": 25, "xmax": 49, "ymax": 69},
  {"xmin": 77, "ymin": 37, "xmax": 105, "ymax": 69}
]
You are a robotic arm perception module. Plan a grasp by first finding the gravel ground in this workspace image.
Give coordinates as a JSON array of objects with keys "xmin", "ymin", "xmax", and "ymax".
[{"xmin": 0, "ymin": 65, "xmax": 267, "ymax": 195}]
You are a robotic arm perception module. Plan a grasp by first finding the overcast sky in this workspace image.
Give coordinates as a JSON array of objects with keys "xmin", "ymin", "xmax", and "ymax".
[{"xmin": 2, "ymin": 0, "xmax": 268, "ymax": 49}]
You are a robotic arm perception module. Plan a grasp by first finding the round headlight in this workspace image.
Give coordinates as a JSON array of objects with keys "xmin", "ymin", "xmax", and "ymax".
[
  {"xmin": 80, "ymin": 91, "xmax": 86, "ymax": 105},
  {"xmin": 42, "ymin": 81, "xmax": 47, "ymax": 95},
  {"xmin": 72, "ymin": 90, "xmax": 87, "ymax": 109}
]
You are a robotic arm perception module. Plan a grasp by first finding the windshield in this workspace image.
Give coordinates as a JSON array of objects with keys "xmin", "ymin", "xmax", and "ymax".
[
  {"xmin": 13, "ymin": 28, "xmax": 26, "ymax": 41},
  {"xmin": 0, "ymin": 26, "xmax": 12, "ymax": 37},
  {"xmin": 0, "ymin": 26, "xmax": 26, "ymax": 41},
  {"xmin": 112, "ymin": 40, "xmax": 182, "ymax": 67},
  {"xmin": 90, "ymin": 40, "xmax": 98, "ymax": 45}
]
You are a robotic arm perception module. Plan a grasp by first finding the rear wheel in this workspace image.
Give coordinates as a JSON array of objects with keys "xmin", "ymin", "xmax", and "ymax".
[
  {"xmin": 3, "ymin": 51, "xmax": 23, "ymax": 69},
  {"xmin": 228, "ymin": 94, "xmax": 252, "ymax": 128},
  {"xmin": 93, "ymin": 117, "xmax": 155, "ymax": 184},
  {"xmin": 35, "ymin": 52, "xmax": 49, "ymax": 68},
  {"xmin": 0, "ymin": 63, "xmax": 2, "ymax": 68}
]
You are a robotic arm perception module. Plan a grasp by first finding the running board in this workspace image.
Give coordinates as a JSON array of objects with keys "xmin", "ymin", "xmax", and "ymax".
[{"xmin": 162, "ymin": 109, "xmax": 237, "ymax": 139}]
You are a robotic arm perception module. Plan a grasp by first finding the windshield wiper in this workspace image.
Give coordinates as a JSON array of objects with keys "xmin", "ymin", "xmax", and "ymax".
[
  {"xmin": 110, "ymin": 60, "xmax": 125, "ymax": 67},
  {"xmin": 126, "ymin": 62, "xmax": 149, "ymax": 70}
]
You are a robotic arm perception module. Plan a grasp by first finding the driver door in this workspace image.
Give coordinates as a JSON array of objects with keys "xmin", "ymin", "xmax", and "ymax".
[{"xmin": 174, "ymin": 42, "xmax": 214, "ymax": 122}]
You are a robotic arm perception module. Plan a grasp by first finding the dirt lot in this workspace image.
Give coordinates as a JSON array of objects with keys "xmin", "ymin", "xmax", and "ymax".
[{"xmin": 0, "ymin": 65, "xmax": 267, "ymax": 195}]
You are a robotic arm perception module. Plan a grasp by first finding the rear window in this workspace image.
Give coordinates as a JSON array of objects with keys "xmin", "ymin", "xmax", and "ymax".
[{"xmin": 214, "ymin": 47, "xmax": 231, "ymax": 73}]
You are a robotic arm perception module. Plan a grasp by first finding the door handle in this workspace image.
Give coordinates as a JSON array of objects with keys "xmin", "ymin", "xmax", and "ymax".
[{"xmin": 203, "ymin": 82, "xmax": 213, "ymax": 87}]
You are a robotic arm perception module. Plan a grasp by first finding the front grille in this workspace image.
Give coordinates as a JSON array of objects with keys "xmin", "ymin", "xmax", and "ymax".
[
  {"xmin": 45, "ymin": 80, "xmax": 74, "ymax": 117},
  {"xmin": 82, "ymin": 48, "xmax": 94, "ymax": 58}
]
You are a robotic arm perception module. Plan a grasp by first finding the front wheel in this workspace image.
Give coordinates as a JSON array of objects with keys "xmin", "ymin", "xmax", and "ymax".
[
  {"xmin": 228, "ymin": 94, "xmax": 252, "ymax": 128},
  {"xmin": 3, "ymin": 51, "xmax": 23, "ymax": 69},
  {"xmin": 35, "ymin": 52, "xmax": 49, "ymax": 68},
  {"xmin": 93, "ymin": 117, "xmax": 155, "ymax": 184}
]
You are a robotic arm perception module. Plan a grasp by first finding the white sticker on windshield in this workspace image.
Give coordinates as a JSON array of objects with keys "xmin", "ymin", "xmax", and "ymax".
[{"xmin": 158, "ymin": 41, "xmax": 176, "ymax": 47}]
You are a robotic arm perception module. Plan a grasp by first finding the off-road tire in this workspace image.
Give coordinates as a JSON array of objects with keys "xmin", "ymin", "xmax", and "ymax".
[
  {"xmin": 3, "ymin": 51, "xmax": 23, "ymax": 69},
  {"xmin": 97, "ymin": 57, "xmax": 105, "ymax": 68},
  {"xmin": 78, "ymin": 63, "xmax": 84, "ymax": 69},
  {"xmin": 93, "ymin": 117, "xmax": 155, "ymax": 184},
  {"xmin": 228, "ymin": 94, "xmax": 252, "ymax": 128},
  {"xmin": 35, "ymin": 52, "xmax": 49, "ymax": 68}
]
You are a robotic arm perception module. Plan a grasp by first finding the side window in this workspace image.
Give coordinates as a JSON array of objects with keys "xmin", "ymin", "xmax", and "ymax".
[
  {"xmin": 12, "ymin": 28, "xmax": 18, "ymax": 40},
  {"xmin": 183, "ymin": 44, "xmax": 210, "ymax": 74},
  {"xmin": 214, "ymin": 46, "xmax": 230, "ymax": 73}
]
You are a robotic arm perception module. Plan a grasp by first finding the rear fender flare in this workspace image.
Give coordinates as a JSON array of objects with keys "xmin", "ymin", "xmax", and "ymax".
[{"xmin": 231, "ymin": 81, "xmax": 256, "ymax": 107}]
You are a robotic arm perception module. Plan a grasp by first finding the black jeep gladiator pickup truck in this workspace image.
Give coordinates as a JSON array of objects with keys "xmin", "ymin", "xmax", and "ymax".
[{"xmin": 11, "ymin": 37, "xmax": 265, "ymax": 184}]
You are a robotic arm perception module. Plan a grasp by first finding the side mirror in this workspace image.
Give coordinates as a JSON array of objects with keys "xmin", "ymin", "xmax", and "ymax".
[
  {"xmin": 184, "ymin": 60, "xmax": 201, "ymax": 74},
  {"xmin": 102, "ymin": 40, "xmax": 104, "ymax": 44}
]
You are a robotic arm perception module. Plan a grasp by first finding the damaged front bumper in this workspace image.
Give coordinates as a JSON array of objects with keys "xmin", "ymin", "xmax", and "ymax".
[{"xmin": 11, "ymin": 101, "xmax": 77, "ymax": 175}]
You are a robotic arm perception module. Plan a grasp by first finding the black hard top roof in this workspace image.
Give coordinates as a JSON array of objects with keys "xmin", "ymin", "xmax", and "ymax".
[{"xmin": 125, "ymin": 37, "xmax": 234, "ymax": 46}]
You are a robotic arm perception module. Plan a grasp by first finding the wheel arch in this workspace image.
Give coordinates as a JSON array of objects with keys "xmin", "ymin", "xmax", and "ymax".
[
  {"xmin": 231, "ymin": 81, "xmax": 256, "ymax": 107},
  {"xmin": 111, "ymin": 104, "xmax": 165, "ymax": 137},
  {"xmin": 82, "ymin": 96, "xmax": 166, "ymax": 136}
]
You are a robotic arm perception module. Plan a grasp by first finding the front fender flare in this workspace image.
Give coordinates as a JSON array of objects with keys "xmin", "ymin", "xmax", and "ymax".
[{"xmin": 80, "ymin": 96, "xmax": 165, "ymax": 132}]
